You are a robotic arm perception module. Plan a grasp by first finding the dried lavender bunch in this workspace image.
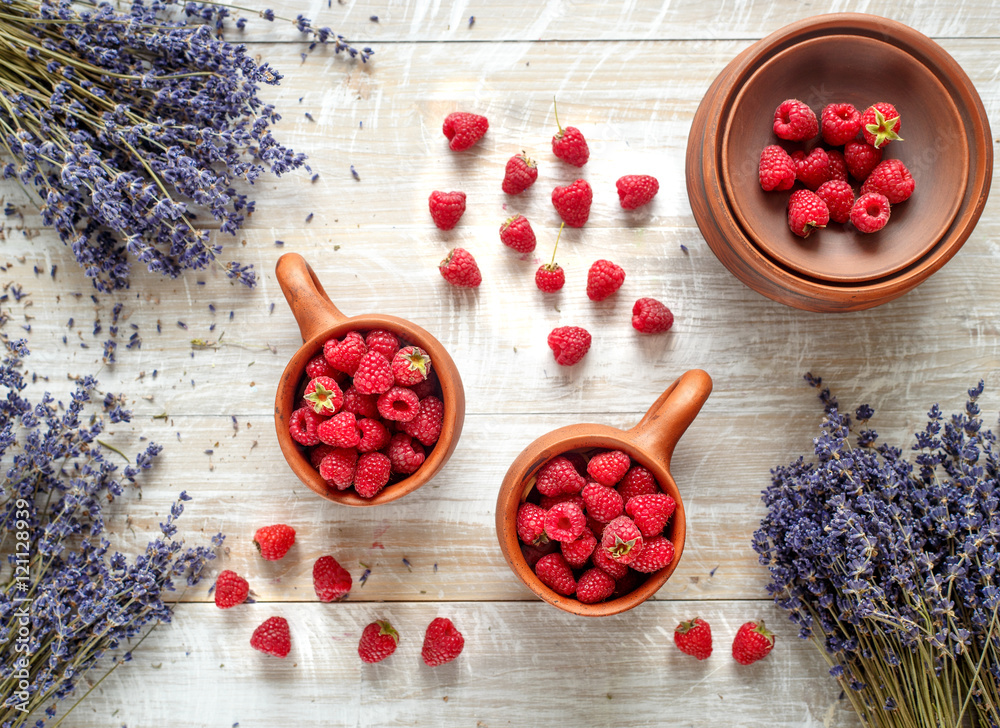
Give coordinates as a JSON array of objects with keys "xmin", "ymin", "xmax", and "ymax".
[
  {"xmin": 0, "ymin": 0, "xmax": 371, "ymax": 292},
  {"xmin": 753, "ymin": 376, "xmax": 999, "ymax": 728},
  {"xmin": 0, "ymin": 333, "xmax": 221, "ymax": 726}
]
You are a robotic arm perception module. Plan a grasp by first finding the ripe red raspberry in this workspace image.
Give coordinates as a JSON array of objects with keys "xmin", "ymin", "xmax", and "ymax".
[
  {"xmin": 544, "ymin": 501, "xmax": 587, "ymax": 542},
  {"xmin": 387, "ymin": 433, "xmax": 425, "ymax": 475},
  {"xmin": 591, "ymin": 543, "xmax": 629, "ymax": 580},
  {"xmin": 377, "ymin": 386, "xmax": 420, "ymax": 422},
  {"xmin": 820, "ymin": 103, "xmax": 862, "ymax": 146},
  {"xmin": 521, "ymin": 540, "xmax": 560, "ymax": 569},
  {"xmin": 861, "ymin": 102, "xmax": 902, "ymax": 148},
  {"xmin": 401, "ymin": 395, "xmax": 444, "ymax": 446},
  {"xmin": 302, "ymin": 376, "xmax": 344, "ymax": 415},
  {"xmin": 625, "ymin": 492, "xmax": 676, "ymax": 538},
  {"xmin": 791, "ymin": 148, "xmax": 830, "ymax": 190},
  {"xmin": 587, "ymin": 515, "xmax": 607, "ymax": 538},
  {"xmin": 674, "ymin": 617, "xmax": 713, "ymax": 660},
  {"xmin": 815, "ymin": 180, "xmax": 855, "ymax": 224},
  {"xmin": 354, "ymin": 451, "xmax": 391, "ymax": 499},
  {"xmin": 358, "ymin": 620, "xmax": 398, "ymax": 663},
  {"xmin": 825, "ymin": 149, "xmax": 849, "ymax": 182},
  {"xmin": 251, "ymin": 616, "xmax": 291, "ymax": 658},
  {"xmin": 364, "ymin": 329, "xmax": 399, "ymax": 360},
  {"xmin": 317, "ymin": 411, "xmax": 361, "ymax": 448},
  {"xmin": 439, "ymin": 247, "xmax": 482, "ymax": 288},
  {"xmin": 324, "ymin": 331, "xmax": 367, "ymax": 375},
  {"xmin": 616, "ymin": 175, "xmax": 659, "ymax": 210},
  {"xmin": 357, "ymin": 417, "xmax": 390, "ymax": 452},
  {"xmin": 551, "ymin": 179, "xmax": 592, "ymax": 228},
  {"xmin": 421, "ymin": 617, "xmax": 464, "ymax": 667},
  {"xmin": 844, "ymin": 139, "xmax": 882, "ymax": 181},
  {"xmin": 535, "ymin": 552, "xmax": 577, "ymax": 596},
  {"xmin": 631, "ymin": 297, "xmax": 673, "ymax": 334},
  {"xmin": 502, "ymin": 153, "xmax": 538, "ymax": 194},
  {"xmin": 442, "ymin": 111, "xmax": 488, "ymax": 151},
  {"xmin": 288, "ymin": 406, "xmax": 322, "ymax": 446},
  {"xmin": 732, "ymin": 620, "xmax": 775, "ymax": 665},
  {"xmin": 342, "ymin": 385, "xmax": 379, "ymax": 419},
  {"xmin": 551, "ymin": 100, "xmax": 589, "ymax": 167},
  {"xmin": 630, "ymin": 535, "xmax": 675, "ymax": 572},
  {"xmin": 587, "ymin": 450, "xmax": 631, "ymax": 486},
  {"xmin": 617, "ymin": 465, "xmax": 659, "ymax": 502},
  {"xmin": 561, "ymin": 527, "xmax": 597, "ymax": 569},
  {"xmin": 214, "ymin": 570, "xmax": 249, "ymax": 609},
  {"xmin": 547, "ymin": 326, "xmax": 591, "ymax": 366},
  {"xmin": 409, "ymin": 376, "xmax": 438, "ymax": 400},
  {"xmin": 850, "ymin": 192, "xmax": 891, "ymax": 233},
  {"xmin": 772, "ymin": 99, "xmax": 818, "ymax": 141},
  {"xmin": 536, "ymin": 455, "xmax": 587, "ymax": 496},
  {"xmin": 582, "ymin": 481, "xmax": 624, "ymax": 523},
  {"xmin": 429, "ymin": 190, "xmax": 466, "ymax": 230},
  {"xmin": 319, "ymin": 447, "xmax": 357, "ymax": 490},
  {"xmin": 586, "ymin": 259, "xmax": 625, "ymax": 301},
  {"xmin": 305, "ymin": 354, "xmax": 336, "ymax": 380},
  {"xmin": 758, "ymin": 145, "xmax": 796, "ymax": 192},
  {"xmin": 601, "ymin": 516, "xmax": 644, "ymax": 565},
  {"xmin": 539, "ymin": 492, "xmax": 584, "ymax": 511},
  {"xmin": 391, "ymin": 345, "xmax": 431, "ymax": 386},
  {"xmin": 861, "ymin": 158, "xmax": 915, "ymax": 204},
  {"xmin": 576, "ymin": 567, "xmax": 616, "ymax": 604},
  {"xmin": 253, "ymin": 524, "xmax": 296, "ymax": 561},
  {"xmin": 787, "ymin": 189, "xmax": 829, "ymax": 238},
  {"xmin": 499, "ymin": 215, "xmax": 536, "ymax": 254},
  {"xmin": 310, "ymin": 443, "xmax": 335, "ymax": 469},
  {"xmin": 313, "ymin": 555, "xmax": 352, "ymax": 602},
  {"xmin": 353, "ymin": 351, "xmax": 393, "ymax": 395},
  {"xmin": 516, "ymin": 502, "xmax": 550, "ymax": 545},
  {"xmin": 536, "ymin": 222, "xmax": 566, "ymax": 293}
]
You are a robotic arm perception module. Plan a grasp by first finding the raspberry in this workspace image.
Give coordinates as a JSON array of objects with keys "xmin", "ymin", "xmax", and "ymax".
[
  {"xmin": 358, "ymin": 620, "xmax": 399, "ymax": 663},
  {"xmin": 791, "ymin": 148, "xmax": 830, "ymax": 190},
  {"xmin": 758, "ymin": 145, "xmax": 796, "ymax": 192},
  {"xmin": 611, "ymin": 570, "xmax": 645, "ymax": 600},
  {"xmin": 547, "ymin": 326, "xmax": 591, "ymax": 366},
  {"xmin": 844, "ymin": 139, "xmax": 882, "ymax": 181},
  {"xmin": 516, "ymin": 502, "xmax": 550, "ymax": 545},
  {"xmin": 250, "ymin": 616, "xmax": 291, "ymax": 658},
  {"xmin": 521, "ymin": 540, "xmax": 559, "ymax": 568},
  {"xmin": 377, "ymin": 386, "xmax": 420, "ymax": 422},
  {"xmin": 429, "ymin": 190, "xmax": 466, "ymax": 230},
  {"xmin": 861, "ymin": 102, "xmax": 902, "ymax": 148},
  {"xmin": 409, "ymin": 376, "xmax": 438, "ymax": 400},
  {"xmin": 354, "ymin": 452, "xmax": 391, "ymax": 498},
  {"xmin": 544, "ymin": 501, "xmax": 587, "ymax": 542},
  {"xmin": 732, "ymin": 620, "xmax": 775, "ymax": 665},
  {"xmin": 586, "ymin": 515, "xmax": 606, "ymax": 538},
  {"xmin": 616, "ymin": 175, "xmax": 659, "ymax": 210},
  {"xmin": 631, "ymin": 297, "xmax": 674, "ymax": 334},
  {"xmin": 861, "ymin": 159, "xmax": 915, "ymax": 204},
  {"xmin": 499, "ymin": 215, "xmax": 536, "ymax": 254},
  {"xmin": 442, "ymin": 111, "xmax": 488, "ymax": 151},
  {"xmin": 421, "ymin": 617, "xmax": 464, "ymax": 667},
  {"xmin": 357, "ymin": 418, "xmax": 390, "ymax": 453},
  {"xmin": 342, "ymin": 385, "xmax": 379, "ymax": 419},
  {"xmin": 319, "ymin": 447, "xmax": 357, "ymax": 489},
  {"xmin": 551, "ymin": 179, "xmax": 592, "ymax": 228},
  {"xmin": 535, "ymin": 222, "xmax": 566, "ymax": 293},
  {"xmin": 352, "ymin": 351, "xmax": 393, "ymax": 395},
  {"xmin": 313, "ymin": 555, "xmax": 352, "ymax": 602},
  {"xmin": 630, "ymin": 535, "xmax": 675, "ymax": 573},
  {"xmin": 625, "ymin": 493, "xmax": 676, "ymax": 538},
  {"xmin": 586, "ymin": 260, "xmax": 625, "ymax": 301},
  {"xmin": 539, "ymin": 492, "xmax": 584, "ymax": 511},
  {"xmin": 309, "ymin": 443, "xmax": 335, "ymax": 469},
  {"xmin": 815, "ymin": 180, "xmax": 855, "ymax": 224},
  {"xmin": 582, "ymin": 481, "xmax": 624, "ymax": 523},
  {"xmin": 391, "ymin": 345, "xmax": 431, "ymax": 386},
  {"xmin": 587, "ymin": 450, "xmax": 631, "ymax": 486},
  {"xmin": 535, "ymin": 553, "xmax": 577, "ymax": 596},
  {"xmin": 561, "ymin": 527, "xmax": 597, "ymax": 568},
  {"xmin": 303, "ymin": 376, "xmax": 344, "ymax": 416},
  {"xmin": 576, "ymin": 567, "xmax": 616, "ymax": 604},
  {"xmin": 439, "ymin": 247, "xmax": 482, "ymax": 288},
  {"xmin": 387, "ymin": 433, "xmax": 425, "ymax": 475},
  {"xmin": 617, "ymin": 465, "xmax": 659, "ymax": 502},
  {"xmin": 820, "ymin": 103, "xmax": 862, "ymax": 146},
  {"xmin": 365, "ymin": 329, "xmax": 399, "ymax": 360},
  {"xmin": 601, "ymin": 516, "xmax": 644, "ymax": 565},
  {"xmin": 305, "ymin": 354, "xmax": 336, "ymax": 380},
  {"xmin": 787, "ymin": 189, "xmax": 829, "ymax": 238},
  {"xmin": 253, "ymin": 524, "xmax": 296, "ymax": 561},
  {"xmin": 324, "ymin": 331, "xmax": 367, "ymax": 375},
  {"xmin": 592, "ymin": 545, "xmax": 629, "ymax": 580},
  {"xmin": 551, "ymin": 100, "xmax": 589, "ymax": 167},
  {"xmin": 772, "ymin": 99, "xmax": 818, "ymax": 141},
  {"xmin": 401, "ymin": 396, "xmax": 444, "ymax": 446},
  {"xmin": 674, "ymin": 618, "xmax": 713, "ymax": 660},
  {"xmin": 536, "ymin": 455, "xmax": 587, "ymax": 496},
  {"xmin": 502, "ymin": 153, "xmax": 538, "ymax": 194},
  {"xmin": 288, "ymin": 406, "xmax": 322, "ymax": 446},
  {"xmin": 317, "ymin": 411, "xmax": 361, "ymax": 448},
  {"xmin": 825, "ymin": 149, "xmax": 848, "ymax": 182},
  {"xmin": 214, "ymin": 570, "xmax": 249, "ymax": 608},
  {"xmin": 850, "ymin": 192, "xmax": 891, "ymax": 233}
]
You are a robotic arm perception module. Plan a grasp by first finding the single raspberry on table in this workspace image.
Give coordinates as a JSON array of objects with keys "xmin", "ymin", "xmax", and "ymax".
[
  {"xmin": 601, "ymin": 516, "xmax": 644, "ymax": 565},
  {"xmin": 791, "ymin": 148, "xmax": 830, "ymax": 190},
  {"xmin": 313, "ymin": 555, "xmax": 352, "ymax": 602},
  {"xmin": 251, "ymin": 616, "xmax": 291, "ymax": 658},
  {"xmin": 392, "ymin": 346, "xmax": 431, "ymax": 386},
  {"xmin": 850, "ymin": 192, "xmax": 891, "ymax": 233},
  {"xmin": 861, "ymin": 102, "xmax": 902, "ymax": 148},
  {"xmin": 305, "ymin": 354, "xmax": 337, "ymax": 380},
  {"xmin": 772, "ymin": 99, "xmax": 818, "ymax": 141},
  {"xmin": 824, "ymin": 149, "xmax": 848, "ymax": 182},
  {"xmin": 586, "ymin": 259, "xmax": 625, "ymax": 301},
  {"xmin": 587, "ymin": 450, "xmax": 631, "ymax": 487},
  {"xmin": 732, "ymin": 620, "xmax": 775, "ymax": 665},
  {"xmin": 616, "ymin": 175, "xmax": 659, "ymax": 210},
  {"xmin": 253, "ymin": 524, "xmax": 296, "ymax": 561},
  {"xmin": 214, "ymin": 570, "xmax": 249, "ymax": 609},
  {"xmin": 536, "ymin": 455, "xmax": 587, "ymax": 496},
  {"xmin": 551, "ymin": 99, "xmax": 589, "ymax": 167},
  {"xmin": 288, "ymin": 406, "xmax": 322, "ymax": 446},
  {"xmin": 535, "ymin": 222, "xmax": 566, "ymax": 293},
  {"xmin": 861, "ymin": 158, "xmax": 915, "ymax": 204},
  {"xmin": 674, "ymin": 617, "xmax": 713, "ymax": 660},
  {"xmin": 353, "ymin": 350, "xmax": 394, "ymax": 395},
  {"xmin": 535, "ymin": 553, "xmax": 577, "ymax": 596},
  {"xmin": 357, "ymin": 418, "xmax": 391, "ymax": 453},
  {"xmin": 439, "ymin": 247, "xmax": 482, "ymax": 288},
  {"xmin": 377, "ymin": 386, "xmax": 421, "ymax": 422},
  {"xmin": 582, "ymin": 481, "xmax": 624, "ymax": 523},
  {"xmin": 516, "ymin": 502, "xmax": 549, "ymax": 545},
  {"xmin": 442, "ymin": 111, "xmax": 488, "ymax": 151},
  {"xmin": 317, "ymin": 411, "xmax": 362, "ymax": 448},
  {"xmin": 499, "ymin": 215, "xmax": 536, "ymax": 254},
  {"xmin": 618, "ymin": 465, "xmax": 659, "ymax": 502},
  {"xmin": 576, "ymin": 567, "xmax": 616, "ymax": 604},
  {"xmin": 401, "ymin": 395, "xmax": 444, "ymax": 446},
  {"xmin": 552, "ymin": 179, "xmax": 592, "ymax": 228},
  {"xmin": 354, "ymin": 452, "xmax": 392, "ymax": 499},
  {"xmin": 815, "ymin": 180, "xmax": 855, "ymax": 224},
  {"xmin": 625, "ymin": 492, "xmax": 676, "ymax": 537},
  {"xmin": 631, "ymin": 297, "xmax": 674, "ymax": 334},
  {"xmin": 324, "ymin": 331, "xmax": 367, "ymax": 375},
  {"xmin": 365, "ymin": 329, "xmax": 400, "ymax": 361},
  {"xmin": 502, "ymin": 153, "xmax": 538, "ymax": 194},
  {"xmin": 342, "ymin": 385, "xmax": 379, "ymax": 419},
  {"xmin": 303, "ymin": 376, "xmax": 344, "ymax": 415},
  {"xmin": 844, "ymin": 139, "xmax": 882, "ymax": 181},
  {"xmin": 544, "ymin": 501, "xmax": 587, "ymax": 542},
  {"xmin": 821, "ymin": 102, "xmax": 862, "ymax": 146},
  {"xmin": 630, "ymin": 535, "xmax": 675, "ymax": 572},
  {"xmin": 358, "ymin": 620, "xmax": 399, "ymax": 663},
  {"xmin": 387, "ymin": 433, "xmax": 426, "ymax": 475},
  {"xmin": 422, "ymin": 617, "xmax": 464, "ymax": 667},
  {"xmin": 561, "ymin": 527, "xmax": 597, "ymax": 568},
  {"xmin": 591, "ymin": 544, "xmax": 629, "ymax": 580},
  {"xmin": 758, "ymin": 145, "xmax": 796, "ymax": 192},
  {"xmin": 429, "ymin": 190, "xmax": 466, "ymax": 231},
  {"xmin": 319, "ymin": 447, "xmax": 357, "ymax": 490},
  {"xmin": 547, "ymin": 326, "xmax": 591, "ymax": 366},
  {"xmin": 787, "ymin": 189, "xmax": 830, "ymax": 238}
]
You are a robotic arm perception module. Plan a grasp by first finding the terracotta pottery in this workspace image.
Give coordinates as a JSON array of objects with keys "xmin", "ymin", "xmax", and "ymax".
[
  {"xmin": 274, "ymin": 252, "xmax": 465, "ymax": 506},
  {"xmin": 686, "ymin": 13, "xmax": 993, "ymax": 312},
  {"xmin": 495, "ymin": 369, "xmax": 713, "ymax": 617}
]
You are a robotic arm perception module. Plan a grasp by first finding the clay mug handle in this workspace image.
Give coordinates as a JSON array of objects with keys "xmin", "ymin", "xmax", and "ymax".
[
  {"xmin": 275, "ymin": 252, "xmax": 349, "ymax": 342},
  {"xmin": 626, "ymin": 369, "xmax": 713, "ymax": 471}
]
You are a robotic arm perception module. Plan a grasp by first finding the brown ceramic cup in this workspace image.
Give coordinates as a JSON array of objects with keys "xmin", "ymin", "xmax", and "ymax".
[
  {"xmin": 495, "ymin": 369, "xmax": 713, "ymax": 616},
  {"xmin": 274, "ymin": 252, "xmax": 465, "ymax": 506}
]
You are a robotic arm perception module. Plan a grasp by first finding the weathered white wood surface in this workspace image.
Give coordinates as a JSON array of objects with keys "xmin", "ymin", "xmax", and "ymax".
[{"xmin": 2, "ymin": 0, "xmax": 999, "ymax": 726}]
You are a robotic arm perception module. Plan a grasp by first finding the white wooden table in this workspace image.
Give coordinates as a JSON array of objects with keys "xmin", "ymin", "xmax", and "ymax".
[{"xmin": 3, "ymin": 1, "xmax": 999, "ymax": 725}]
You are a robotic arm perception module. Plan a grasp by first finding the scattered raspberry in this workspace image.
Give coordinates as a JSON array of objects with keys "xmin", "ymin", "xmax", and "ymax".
[
  {"xmin": 844, "ymin": 139, "xmax": 882, "ymax": 181},
  {"xmin": 305, "ymin": 354, "xmax": 336, "ymax": 380},
  {"xmin": 502, "ymin": 153, "xmax": 538, "ymax": 194},
  {"xmin": 535, "ymin": 222, "xmax": 566, "ymax": 293},
  {"xmin": 536, "ymin": 455, "xmax": 587, "ymax": 496},
  {"xmin": 422, "ymin": 617, "xmax": 464, "ymax": 666},
  {"xmin": 586, "ymin": 259, "xmax": 625, "ymax": 301},
  {"xmin": 561, "ymin": 528, "xmax": 597, "ymax": 570},
  {"xmin": 616, "ymin": 175, "xmax": 659, "ymax": 210},
  {"xmin": 377, "ymin": 386, "xmax": 421, "ymax": 422},
  {"xmin": 758, "ymin": 145, "xmax": 796, "ymax": 192},
  {"xmin": 861, "ymin": 158, "xmax": 915, "ymax": 204},
  {"xmin": 625, "ymin": 493, "xmax": 676, "ymax": 538},
  {"xmin": 815, "ymin": 179, "xmax": 855, "ymax": 224},
  {"xmin": 787, "ymin": 189, "xmax": 829, "ymax": 238},
  {"xmin": 591, "ymin": 544, "xmax": 629, "ymax": 580},
  {"xmin": 850, "ymin": 192, "xmax": 891, "ymax": 233},
  {"xmin": 791, "ymin": 147, "xmax": 830, "ymax": 190},
  {"xmin": 674, "ymin": 617, "xmax": 713, "ymax": 660},
  {"xmin": 551, "ymin": 100, "xmax": 589, "ymax": 167},
  {"xmin": 288, "ymin": 406, "xmax": 322, "ymax": 446},
  {"xmin": 352, "ymin": 351, "xmax": 394, "ymax": 395},
  {"xmin": 551, "ymin": 179, "xmax": 592, "ymax": 228},
  {"xmin": 535, "ymin": 552, "xmax": 577, "ymax": 596},
  {"xmin": 732, "ymin": 620, "xmax": 775, "ymax": 665},
  {"xmin": 250, "ymin": 616, "xmax": 291, "ymax": 658},
  {"xmin": 576, "ymin": 567, "xmax": 616, "ymax": 604},
  {"xmin": 601, "ymin": 516, "xmax": 644, "ymax": 565},
  {"xmin": 358, "ymin": 620, "xmax": 399, "ymax": 663},
  {"xmin": 617, "ymin": 465, "xmax": 659, "ymax": 502},
  {"xmin": 364, "ymin": 329, "xmax": 400, "ymax": 361},
  {"xmin": 303, "ymin": 376, "xmax": 344, "ymax": 415},
  {"xmin": 544, "ymin": 501, "xmax": 587, "ymax": 542},
  {"xmin": 547, "ymin": 326, "xmax": 591, "ymax": 366},
  {"xmin": 825, "ymin": 149, "xmax": 848, "ymax": 182},
  {"xmin": 582, "ymin": 481, "xmax": 624, "ymax": 523},
  {"xmin": 342, "ymin": 385, "xmax": 379, "ymax": 419},
  {"xmin": 402, "ymin": 396, "xmax": 444, "ymax": 446},
  {"xmin": 820, "ymin": 103, "xmax": 862, "ymax": 146},
  {"xmin": 861, "ymin": 102, "xmax": 902, "ymax": 148},
  {"xmin": 317, "ymin": 411, "xmax": 362, "ymax": 448},
  {"xmin": 631, "ymin": 298, "xmax": 673, "ymax": 334},
  {"xmin": 429, "ymin": 190, "xmax": 467, "ymax": 231},
  {"xmin": 499, "ymin": 215, "xmax": 536, "ymax": 254},
  {"xmin": 319, "ymin": 447, "xmax": 357, "ymax": 490},
  {"xmin": 439, "ymin": 247, "xmax": 482, "ymax": 288},
  {"xmin": 324, "ymin": 331, "xmax": 367, "ymax": 375},
  {"xmin": 387, "ymin": 433, "xmax": 426, "ymax": 475},
  {"xmin": 357, "ymin": 418, "xmax": 391, "ymax": 452},
  {"xmin": 253, "ymin": 524, "xmax": 296, "ymax": 561},
  {"xmin": 214, "ymin": 570, "xmax": 249, "ymax": 609},
  {"xmin": 442, "ymin": 111, "xmax": 488, "ymax": 151},
  {"xmin": 354, "ymin": 452, "xmax": 392, "ymax": 498},
  {"xmin": 587, "ymin": 450, "xmax": 631, "ymax": 486},
  {"xmin": 309, "ymin": 443, "xmax": 335, "ymax": 469},
  {"xmin": 772, "ymin": 99, "xmax": 818, "ymax": 141},
  {"xmin": 516, "ymin": 502, "xmax": 550, "ymax": 545},
  {"xmin": 391, "ymin": 346, "xmax": 432, "ymax": 386},
  {"xmin": 313, "ymin": 555, "xmax": 352, "ymax": 602},
  {"xmin": 630, "ymin": 535, "xmax": 675, "ymax": 572}
]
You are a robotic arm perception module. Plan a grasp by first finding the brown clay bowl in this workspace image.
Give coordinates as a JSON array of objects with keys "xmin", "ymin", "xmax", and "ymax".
[
  {"xmin": 686, "ymin": 13, "xmax": 993, "ymax": 311},
  {"xmin": 274, "ymin": 252, "xmax": 465, "ymax": 506},
  {"xmin": 495, "ymin": 369, "xmax": 713, "ymax": 617}
]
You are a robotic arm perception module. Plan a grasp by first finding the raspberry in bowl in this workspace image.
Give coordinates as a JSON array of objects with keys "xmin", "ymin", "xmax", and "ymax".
[{"xmin": 274, "ymin": 253, "xmax": 465, "ymax": 506}]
